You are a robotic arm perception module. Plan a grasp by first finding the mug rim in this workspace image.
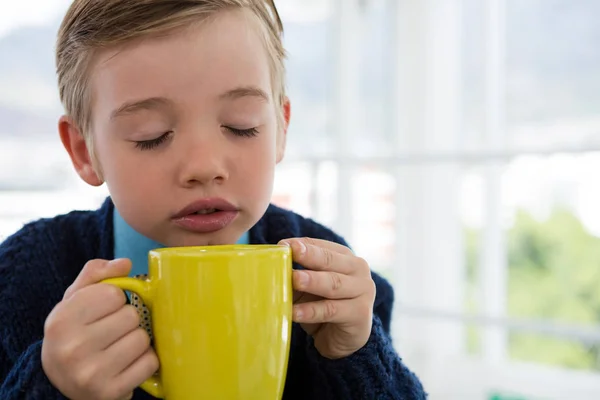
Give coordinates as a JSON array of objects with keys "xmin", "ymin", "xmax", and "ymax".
[{"xmin": 148, "ymin": 244, "xmax": 290, "ymax": 257}]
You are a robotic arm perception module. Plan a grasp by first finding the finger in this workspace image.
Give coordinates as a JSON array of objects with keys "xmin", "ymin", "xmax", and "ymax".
[
  {"xmin": 283, "ymin": 240, "xmax": 359, "ymax": 274},
  {"xmin": 293, "ymin": 270, "xmax": 362, "ymax": 300},
  {"xmin": 62, "ymin": 282, "xmax": 128, "ymax": 325},
  {"xmin": 105, "ymin": 328, "xmax": 153, "ymax": 375},
  {"xmin": 112, "ymin": 347, "xmax": 159, "ymax": 398},
  {"xmin": 64, "ymin": 258, "xmax": 132, "ymax": 300},
  {"xmin": 279, "ymin": 237, "xmax": 354, "ymax": 256},
  {"xmin": 293, "ymin": 298, "xmax": 365, "ymax": 324},
  {"xmin": 89, "ymin": 305, "xmax": 141, "ymax": 350}
]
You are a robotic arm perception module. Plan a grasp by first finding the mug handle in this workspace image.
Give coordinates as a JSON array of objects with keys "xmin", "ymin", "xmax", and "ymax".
[{"xmin": 101, "ymin": 277, "xmax": 164, "ymax": 399}]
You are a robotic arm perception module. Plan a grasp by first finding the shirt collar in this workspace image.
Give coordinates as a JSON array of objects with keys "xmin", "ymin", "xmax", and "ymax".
[{"xmin": 113, "ymin": 208, "xmax": 249, "ymax": 277}]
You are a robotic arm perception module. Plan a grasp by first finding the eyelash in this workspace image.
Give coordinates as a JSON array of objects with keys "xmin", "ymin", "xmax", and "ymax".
[
  {"xmin": 224, "ymin": 126, "xmax": 259, "ymax": 138},
  {"xmin": 135, "ymin": 131, "xmax": 173, "ymax": 151},
  {"xmin": 134, "ymin": 127, "xmax": 259, "ymax": 151}
]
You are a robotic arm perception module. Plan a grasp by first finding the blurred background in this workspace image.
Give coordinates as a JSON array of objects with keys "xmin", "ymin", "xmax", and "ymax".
[{"xmin": 1, "ymin": 0, "xmax": 600, "ymax": 398}]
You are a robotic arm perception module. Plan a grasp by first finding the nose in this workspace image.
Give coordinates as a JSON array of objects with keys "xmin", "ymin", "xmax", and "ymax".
[{"xmin": 177, "ymin": 133, "xmax": 229, "ymax": 188}]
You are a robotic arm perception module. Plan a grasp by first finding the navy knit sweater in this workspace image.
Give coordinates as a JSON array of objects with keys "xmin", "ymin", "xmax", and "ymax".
[{"xmin": 0, "ymin": 198, "xmax": 426, "ymax": 399}]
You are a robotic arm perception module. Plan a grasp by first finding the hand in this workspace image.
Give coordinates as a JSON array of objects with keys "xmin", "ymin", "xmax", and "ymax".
[
  {"xmin": 279, "ymin": 238, "xmax": 376, "ymax": 359},
  {"xmin": 42, "ymin": 259, "xmax": 159, "ymax": 400}
]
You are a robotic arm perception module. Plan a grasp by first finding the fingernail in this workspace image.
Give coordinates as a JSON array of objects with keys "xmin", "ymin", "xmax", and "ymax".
[
  {"xmin": 296, "ymin": 270, "xmax": 309, "ymax": 287},
  {"xmin": 279, "ymin": 240, "xmax": 291, "ymax": 247},
  {"xmin": 294, "ymin": 306, "xmax": 304, "ymax": 320}
]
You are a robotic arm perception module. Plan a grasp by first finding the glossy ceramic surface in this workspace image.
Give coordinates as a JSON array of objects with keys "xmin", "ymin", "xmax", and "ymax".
[{"xmin": 103, "ymin": 245, "xmax": 292, "ymax": 399}]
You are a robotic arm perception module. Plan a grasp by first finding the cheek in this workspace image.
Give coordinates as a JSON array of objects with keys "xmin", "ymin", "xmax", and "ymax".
[
  {"xmin": 98, "ymin": 147, "xmax": 135, "ymax": 182},
  {"xmin": 239, "ymin": 137, "xmax": 276, "ymax": 189},
  {"xmin": 93, "ymin": 136, "xmax": 152, "ymax": 196}
]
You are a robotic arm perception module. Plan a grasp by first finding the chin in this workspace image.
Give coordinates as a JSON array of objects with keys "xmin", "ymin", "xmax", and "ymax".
[{"xmin": 174, "ymin": 232, "xmax": 238, "ymax": 247}]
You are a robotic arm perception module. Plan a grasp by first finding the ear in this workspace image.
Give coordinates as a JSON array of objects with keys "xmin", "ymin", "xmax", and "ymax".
[
  {"xmin": 58, "ymin": 115, "xmax": 104, "ymax": 187},
  {"xmin": 276, "ymin": 97, "xmax": 291, "ymax": 164}
]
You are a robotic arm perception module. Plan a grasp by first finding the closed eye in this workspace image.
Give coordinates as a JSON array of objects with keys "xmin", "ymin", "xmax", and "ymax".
[
  {"xmin": 134, "ymin": 131, "xmax": 173, "ymax": 150},
  {"xmin": 224, "ymin": 126, "xmax": 259, "ymax": 138}
]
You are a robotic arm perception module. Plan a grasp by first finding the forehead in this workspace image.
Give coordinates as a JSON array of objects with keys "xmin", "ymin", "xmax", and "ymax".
[{"xmin": 89, "ymin": 9, "xmax": 273, "ymax": 117}]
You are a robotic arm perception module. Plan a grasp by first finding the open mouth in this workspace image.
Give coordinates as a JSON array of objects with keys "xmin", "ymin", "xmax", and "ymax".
[
  {"xmin": 172, "ymin": 198, "xmax": 238, "ymax": 228},
  {"xmin": 193, "ymin": 208, "xmax": 219, "ymax": 215}
]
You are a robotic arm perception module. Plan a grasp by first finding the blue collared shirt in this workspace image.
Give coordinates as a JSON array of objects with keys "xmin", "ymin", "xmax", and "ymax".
[{"xmin": 113, "ymin": 208, "xmax": 249, "ymax": 277}]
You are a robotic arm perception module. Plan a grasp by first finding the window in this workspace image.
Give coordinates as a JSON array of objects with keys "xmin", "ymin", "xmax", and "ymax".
[
  {"xmin": 276, "ymin": 0, "xmax": 600, "ymax": 399},
  {"xmin": 1, "ymin": 1, "xmax": 599, "ymax": 398}
]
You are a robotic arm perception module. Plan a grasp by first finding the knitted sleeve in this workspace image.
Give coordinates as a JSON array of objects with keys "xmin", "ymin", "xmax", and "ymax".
[
  {"xmin": 302, "ymin": 291, "xmax": 428, "ymax": 399},
  {"xmin": 278, "ymin": 210, "xmax": 428, "ymax": 399},
  {"xmin": 0, "ymin": 221, "xmax": 72, "ymax": 399},
  {"xmin": 0, "ymin": 340, "xmax": 67, "ymax": 399}
]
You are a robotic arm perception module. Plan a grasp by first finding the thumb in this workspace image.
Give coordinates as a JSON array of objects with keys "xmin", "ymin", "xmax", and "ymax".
[{"xmin": 63, "ymin": 258, "xmax": 132, "ymax": 300}]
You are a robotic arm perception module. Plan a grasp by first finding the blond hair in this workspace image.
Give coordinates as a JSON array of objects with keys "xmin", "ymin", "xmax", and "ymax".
[{"xmin": 56, "ymin": 0, "xmax": 286, "ymax": 141}]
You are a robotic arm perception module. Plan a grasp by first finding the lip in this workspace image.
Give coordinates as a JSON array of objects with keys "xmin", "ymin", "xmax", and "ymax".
[
  {"xmin": 171, "ymin": 198, "xmax": 239, "ymax": 234},
  {"xmin": 172, "ymin": 198, "xmax": 238, "ymax": 219}
]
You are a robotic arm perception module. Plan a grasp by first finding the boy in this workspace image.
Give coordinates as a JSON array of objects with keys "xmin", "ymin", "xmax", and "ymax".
[{"xmin": 0, "ymin": 0, "xmax": 427, "ymax": 399}]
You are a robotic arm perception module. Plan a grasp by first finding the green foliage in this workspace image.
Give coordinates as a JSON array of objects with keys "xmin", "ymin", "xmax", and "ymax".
[{"xmin": 466, "ymin": 207, "xmax": 600, "ymax": 370}]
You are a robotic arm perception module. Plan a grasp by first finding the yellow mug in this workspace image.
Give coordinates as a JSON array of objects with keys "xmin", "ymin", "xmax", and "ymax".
[{"xmin": 102, "ymin": 244, "xmax": 293, "ymax": 400}]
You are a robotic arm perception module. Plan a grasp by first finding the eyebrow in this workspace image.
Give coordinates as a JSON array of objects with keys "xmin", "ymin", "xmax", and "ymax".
[
  {"xmin": 219, "ymin": 86, "xmax": 270, "ymax": 103},
  {"xmin": 110, "ymin": 97, "xmax": 173, "ymax": 120},
  {"xmin": 109, "ymin": 87, "xmax": 268, "ymax": 120}
]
